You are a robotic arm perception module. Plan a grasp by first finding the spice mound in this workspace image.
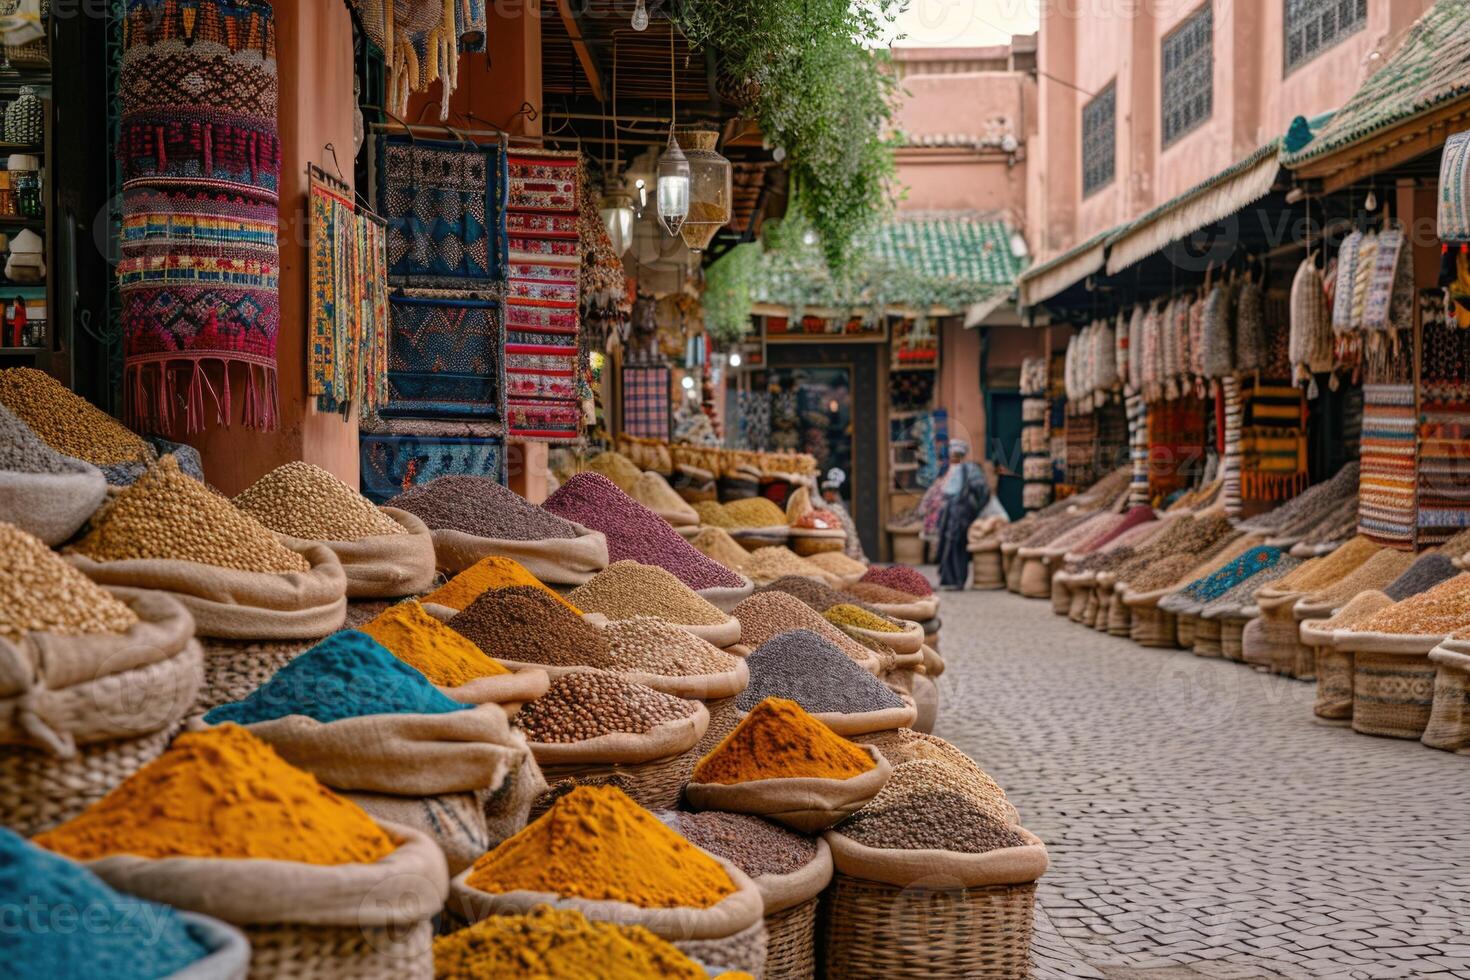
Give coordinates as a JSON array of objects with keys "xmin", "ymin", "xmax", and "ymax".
[
  {"xmin": 570, "ymin": 560, "xmax": 731, "ymax": 625},
  {"xmin": 423, "ymin": 555, "xmax": 581, "ymax": 613},
  {"xmin": 580, "ymin": 450, "xmax": 644, "ymax": 491},
  {"xmin": 722, "ymin": 497, "xmax": 787, "ymax": 528},
  {"xmin": 2, "ymin": 829, "xmax": 210, "ymax": 979},
  {"xmin": 0, "ymin": 367, "xmax": 153, "ymax": 466},
  {"xmin": 434, "ymin": 905, "xmax": 708, "ymax": 980},
  {"xmin": 544, "ymin": 473, "xmax": 743, "ymax": 590},
  {"xmin": 840, "ymin": 789, "xmax": 1028, "ymax": 854},
  {"xmin": 859, "ymin": 564, "xmax": 934, "ymax": 597},
  {"xmin": 234, "ymin": 461, "xmax": 404, "ymax": 541},
  {"xmin": 690, "ymin": 525, "xmax": 752, "ymax": 570},
  {"xmin": 694, "ymin": 697, "xmax": 875, "ymax": 784},
  {"xmin": 0, "ymin": 521, "xmax": 138, "ymax": 641},
  {"xmin": 733, "ymin": 591, "xmax": 877, "ymax": 665},
  {"xmin": 389, "ymin": 475, "xmax": 579, "ymax": 541},
  {"xmin": 603, "ymin": 616, "xmax": 741, "ymax": 675},
  {"xmin": 35, "ymin": 724, "xmax": 395, "ymax": 865},
  {"xmin": 1384, "ymin": 553, "xmax": 1460, "ymax": 601},
  {"xmin": 737, "ymin": 630, "xmax": 906, "ymax": 715},
  {"xmin": 742, "ymin": 546, "xmax": 829, "ymax": 583},
  {"xmin": 1352, "ymin": 574, "xmax": 1470, "ymax": 636},
  {"xmin": 449, "ymin": 585, "xmax": 612, "ymax": 667},
  {"xmin": 694, "ymin": 500, "xmax": 738, "ymax": 528},
  {"xmin": 465, "ymin": 785, "xmax": 737, "ymax": 908},
  {"xmin": 825, "ymin": 603, "xmax": 901, "ymax": 633},
  {"xmin": 843, "ymin": 580, "xmax": 923, "ymax": 606},
  {"xmin": 205, "ymin": 630, "xmax": 469, "ymax": 726},
  {"xmin": 0, "ymin": 403, "xmax": 83, "ymax": 474},
  {"xmin": 360, "ymin": 599, "xmax": 509, "ymax": 686},
  {"xmin": 806, "ymin": 550, "xmax": 867, "ymax": 578},
  {"xmin": 516, "ymin": 671, "xmax": 698, "ymax": 743},
  {"xmin": 71, "ymin": 455, "xmax": 310, "ymax": 574},
  {"xmin": 631, "ymin": 471, "xmax": 698, "ymax": 520},
  {"xmin": 668, "ymin": 811, "xmax": 818, "ymax": 878}
]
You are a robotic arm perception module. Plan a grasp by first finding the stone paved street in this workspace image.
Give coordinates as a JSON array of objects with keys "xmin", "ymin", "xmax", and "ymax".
[{"xmin": 932, "ymin": 586, "xmax": 1470, "ymax": 979}]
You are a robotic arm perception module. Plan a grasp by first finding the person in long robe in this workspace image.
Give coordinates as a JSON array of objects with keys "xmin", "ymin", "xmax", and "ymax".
[{"xmin": 937, "ymin": 440, "xmax": 991, "ymax": 590}]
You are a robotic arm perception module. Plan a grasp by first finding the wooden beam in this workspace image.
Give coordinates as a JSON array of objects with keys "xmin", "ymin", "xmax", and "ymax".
[
  {"xmin": 1293, "ymin": 97, "xmax": 1470, "ymax": 194},
  {"xmin": 556, "ymin": 0, "xmax": 605, "ymax": 103}
]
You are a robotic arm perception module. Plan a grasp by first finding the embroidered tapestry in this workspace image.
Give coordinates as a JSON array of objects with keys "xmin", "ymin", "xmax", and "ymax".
[
  {"xmin": 1358, "ymin": 383, "xmax": 1418, "ymax": 548},
  {"xmin": 382, "ymin": 291, "xmax": 502, "ymax": 420}
]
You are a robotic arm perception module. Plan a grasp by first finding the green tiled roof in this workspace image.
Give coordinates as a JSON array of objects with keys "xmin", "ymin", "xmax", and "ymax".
[
  {"xmin": 870, "ymin": 213, "xmax": 1029, "ymax": 288},
  {"xmin": 1283, "ymin": 0, "xmax": 1470, "ymax": 166}
]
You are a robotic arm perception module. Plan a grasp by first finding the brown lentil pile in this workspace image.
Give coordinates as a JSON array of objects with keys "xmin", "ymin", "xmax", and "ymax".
[
  {"xmin": 689, "ymin": 526, "xmax": 751, "ymax": 571},
  {"xmin": 449, "ymin": 585, "xmax": 614, "ymax": 667},
  {"xmin": 568, "ymin": 561, "xmax": 729, "ymax": 626},
  {"xmin": 841, "ymin": 790, "xmax": 1028, "ymax": 853},
  {"xmin": 0, "ymin": 368, "xmax": 153, "ymax": 467},
  {"xmin": 389, "ymin": 476, "xmax": 579, "ymax": 541},
  {"xmin": 861, "ymin": 758, "xmax": 1014, "ymax": 824},
  {"xmin": 1273, "ymin": 536, "xmax": 1380, "ymax": 594},
  {"xmin": 732, "ymin": 591, "xmax": 878, "ymax": 665},
  {"xmin": 1318, "ymin": 590, "xmax": 1395, "ymax": 630},
  {"xmin": 603, "ymin": 617, "xmax": 741, "ymax": 675},
  {"xmin": 741, "ymin": 546, "xmax": 829, "ymax": 583},
  {"xmin": 804, "ymin": 550, "xmax": 867, "ymax": 578},
  {"xmin": 722, "ymin": 497, "xmax": 787, "ymax": 528},
  {"xmin": 856, "ymin": 729, "xmax": 1007, "ymax": 805},
  {"xmin": 233, "ymin": 462, "xmax": 405, "ymax": 541},
  {"xmin": 825, "ymin": 604, "xmax": 901, "ymax": 632},
  {"xmin": 1303, "ymin": 548, "xmax": 1416, "ymax": 607},
  {"xmin": 0, "ymin": 404, "xmax": 81, "ymax": 474},
  {"xmin": 756, "ymin": 575, "xmax": 893, "ymax": 622},
  {"xmin": 668, "ymin": 811, "xmax": 818, "ymax": 878},
  {"xmin": 841, "ymin": 581, "xmax": 917, "ymax": 606},
  {"xmin": 694, "ymin": 500, "xmax": 738, "ymax": 528},
  {"xmin": 516, "ymin": 671, "xmax": 698, "ymax": 743},
  {"xmin": 71, "ymin": 456, "xmax": 310, "ymax": 574},
  {"xmin": 1114, "ymin": 516, "xmax": 1235, "ymax": 581},
  {"xmin": 1352, "ymin": 574, "xmax": 1470, "ymax": 636},
  {"xmin": 0, "ymin": 521, "xmax": 139, "ymax": 641}
]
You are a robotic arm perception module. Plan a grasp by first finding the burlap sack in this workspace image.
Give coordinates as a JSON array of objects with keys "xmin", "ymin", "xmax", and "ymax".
[
  {"xmin": 273, "ymin": 508, "xmax": 435, "ymax": 599},
  {"xmin": 449, "ymin": 851, "xmax": 764, "ymax": 943},
  {"xmin": 684, "ymin": 745, "xmax": 890, "ymax": 833},
  {"xmin": 1332, "ymin": 630, "xmax": 1447, "ymax": 656},
  {"xmin": 67, "ymin": 545, "xmax": 348, "ymax": 641},
  {"xmin": 863, "ymin": 594, "xmax": 939, "ymax": 622},
  {"xmin": 920, "ymin": 644, "xmax": 945, "ymax": 678},
  {"xmin": 670, "ymin": 615, "xmax": 743, "ymax": 648},
  {"xmin": 82, "ymin": 821, "xmax": 448, "ymax": 928},
  {"xmin": 482, "ymin": 750, "xmax": 548, "ymax": 843},
  {"xmin": 0, "ymin": 459, "xmax": 108, "ymax": 546},
  {"xmin": 833, "ymin": 619, "xmax": 925, "ymax": 655},
  {"xmin": 429, "ymin": 520, "xmax": 610, "ymax": 584},
  {"xmin": 0, "ymin": 591, "xmax": 201, "ymax": 756},
  {"xmin": 440, "ymin": 668, "xmax": 551, "ymax": 709},
  {"xmin": 344, "ymin": 791, "xmax": 492, "ymax": 877},
  {"xmin": 527, "ymin": 700, "xmax": 710, "ymax": 766},
  {"xmin": 910, "ymin": 672, "xmax": 939, "ymax": 734},
  {"xmin": 813, "ymin": 698, "xmax": 917, "ymax": 737},
  {"xmin": 696, "ymin": 575, "xmax": 755, "ymax": 615},
  {"xmin": 171, "ymin": 912, "xmax": 251, "ymax": 980},
  {"xmin": 755, "ymin": 836, "xmax": 833, "ymax": 915},
  {"xmin": 494, "ymin": 658, "xmax": 749, "ymax": 701},
  {"xmin": 823, "ymin": 824, "xmax": 1049, "ymax": 888}
]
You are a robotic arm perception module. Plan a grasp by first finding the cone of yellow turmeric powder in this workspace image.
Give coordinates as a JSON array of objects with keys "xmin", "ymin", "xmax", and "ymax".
[
  {"xmin": 421, "ymin": 555, "xmax": 582, "ymax": 615},
  {"xmin": 450, "ymin": 786, "xmax": 765, "ymax": 972},
  {"xmin": 35, "ymin": 725, "xmax": 450, "ymax": 976},
  {"xmin": 360, "ymin": 599, "xmax": 550, "ymax": 709},
  {"xmin": 685, "ymin": 697, "xmax": 891, "ymax": 832}
]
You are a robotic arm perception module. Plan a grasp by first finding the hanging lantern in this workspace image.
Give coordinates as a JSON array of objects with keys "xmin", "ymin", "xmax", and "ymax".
[
  {"xmin": 656, "ymin": 136, "xmax": 691, "ymax": 237},
  {"xmin": 675, "ymin": 126, "xmax": 732, "ymax": 253},
  {"xmin": 599, "ymin": 176, "xmax": 635, "ymax": 257}
]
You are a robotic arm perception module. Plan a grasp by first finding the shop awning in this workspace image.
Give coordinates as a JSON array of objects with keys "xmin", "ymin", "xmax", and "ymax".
[
  {"xmin": 1105, "ymin": 142, "xmax": 1283, "ymax": 275},
  {"xmin": 1014, "ymin": 230, "xmax": 1110, "ymax": 308},
  {"xmin": 1282, "ymin": 0, "xmax": 1470, "ymax": 190}
]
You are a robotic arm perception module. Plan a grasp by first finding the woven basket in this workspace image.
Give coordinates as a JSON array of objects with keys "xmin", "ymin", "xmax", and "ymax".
[
  {"xmin": 1003, "ymin": 549, "xmax": 1022, "ymax": 593},
  {"xmin": 1190, "ymin": 617, "xmax": 1220, "ymax": 658},
  {"xmin": 1106, "ymin": 591, "xmax": 1132, "ymax": 636},
  {"xmin": 1018, "ymin": 558, "xmax": 1051, "ymax": 599},
  {"xmin": 1077, "ymin": 588, "xmax": 1098, "ymax": 626},
  {"xmin": 0, "ymin": 724, "xmax": 178, "ymax": 836},
  {"xmin": 199, "ymin": 638, "xmax": 316, "ymax": 715},
  {"xmin": 244, "ymin": 919, "xmax": 433, "ymax": 979},
  {"xmin": 820, "ymin": 873, "xmax": 1035, "ymax": 979},
  {"xmin": 1352, "ymin": 651, "xmax": 1437, "ymax": 740},
  {"xmin": 762, "ymin": 896, "xmax": 818, "ymax": 980},
  {"xmin": 1424, "ymin": 650, "xmax": 1470, "ymax": 752},
  {"xmin": 1129, "ymin": 607, "xmax": 1176, "ymax": 649},
  {"xmin": 1176, "ymin": 614, "xmax": 1198, "ymax": 650},
  {"xmin": 1313, "ymin": 648, "xmax": 1354, "ymax": 722},
  {"xmin": 675, "ymin": 918, "xmax": 769, "ymax": 977},
  {"xmin": 970, "ymin": 550, "xmax": 1005, "ymax": 590},
  {"xmin": 1050, "ymin": 575, "xmax": 1072, "ymax": 616},
  {"xmin": 1219, "ymin": 617, "xmax": 1247, "ymax": 661}
]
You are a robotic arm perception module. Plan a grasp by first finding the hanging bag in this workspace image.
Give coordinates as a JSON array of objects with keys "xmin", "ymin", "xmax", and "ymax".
[{"xmin": 1438, "ymin": 130, "xmax": 1470, "ymax": 243}]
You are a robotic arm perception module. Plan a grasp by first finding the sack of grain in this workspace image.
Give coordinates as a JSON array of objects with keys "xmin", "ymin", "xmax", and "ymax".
[
  {"xmin": 526, "ymin": 699, "xmax": 710, "ymax": 767},
  {"xmin": 431, "ymin": 520, "xmax": 611, "ymax": 585},
  {"xmin": 274, "ymin": 508, "xmax": 435, "ymax": 599},
  {"xmin": 685, "ymin": 746, "xmax": 890, "ymax": 833},
  {"xmin": 0, "ymin": 457, "xmax": 108, "ymax": 546}
]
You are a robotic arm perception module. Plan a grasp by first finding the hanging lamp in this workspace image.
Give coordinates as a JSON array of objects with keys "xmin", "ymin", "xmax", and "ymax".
[
  {"xmin": 676, "ymin": 125, "xmax": 732, "ymax": 252},
  {"xmin": 656, "ymin": 26, "xmax": 690, "ymax": 236},
  {"xmin": 598, "ymin": 41, "xmax": 634, "ymax": 256}
]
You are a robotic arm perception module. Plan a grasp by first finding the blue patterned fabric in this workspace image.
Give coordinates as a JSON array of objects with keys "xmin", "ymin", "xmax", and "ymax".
[
  {"xmin": 360, "ymin": 433, "xmax": 504, "ymax": 503},
  {"xmin": 382, "ymin": 292, "xmax": 502, "ymax": 419}
]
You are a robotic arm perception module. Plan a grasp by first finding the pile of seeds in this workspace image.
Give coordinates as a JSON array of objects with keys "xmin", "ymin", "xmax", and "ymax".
[
  {"xmin": 580, "ymin": 451, "xmax": 643, "ymax": 491},
  {"xmin": 0, "ymin": 404, "xmax": 81, "ymax": 474},
  {"xmin": 840, "ymin": 789, "xmax": 1028, "ymax": 853},
  {"xmin": 668, "ymin": 811, "xmax": 818, "ymax": 878},
  {"xmin": 1042, "ymin": 512, "xmax": 1125, "ymax": 555},
  {"xmin": 1385, "ymin": 553, "xmax": 1461, "ymax": 601},
  {"xmin": 1068, "ymin": 522, "xmax": 1165, "ymax": 574},
  {"xmin": 516, "ymin": 671, "xmax": 698, "ymax": 743},
  {"xmin": 1317, "ymin": 591, "xmax": 1396, "ymax": 631},
  {"xmin": 858, "ymin": 730, "xmax": 1007, "ymax": 798},
  {"xmin": 742, "ymin": 546, "xmax": 829, "ymax": 583},
  {"xmin": 722, "ymin": 497, "xmax": 787, "ymax": 528},
  {"xmin": 858, "ymin": 565, "xmax": 933, "ymax": 597},
  {"xmin": 1293, "ymin": 496, "xmax": 1362, "ymax": 547},
  {"xmin": 736, "ymin": 630, "xmax": 906, "ymax": 714},
  {"xmin": 449, "ymin": 586, "xmax": 613, "ymax": 667},
  {"xmin": 423, "ymin": 556, "xmax": 581, "ymax": 613},
  {"xmin": 602, "ymin": 617, "xmax": 740, "ymax": 675},
  {"xmin": 804, "ymin": 550, "xmax": 867, "ymax": 578},
  {"xmin": 72, "ymin": 457, "xmax": 310, "ymax": 574},
  {"xmin": 544, "ymin": 474, "xmax": 743, "ymax": 590},
  {"xmin": 1198, "ymin": 556, "xmax": 1304, "ymax": 616},
  {"xmin": 1273, "ymin": 536, "xmax": 1380, "ymax": 594},
  {"xmin": 0, "ymin": 368, "xmax": 153, "ymax": 467},
  {"xmin": 569, "ymin": 561, "xmax": 730, "ymax": 625},
  {"xmin": 390, "ymin": 476, "xmax": 579, "ymax": 541},
  {"xmin": 756, "ymin": 576, "xmax": 890, "ymax": 621},
  {"xmin": 1304, "ymin": 548, "xmax": 1416, "ymax": 607},
  {"xmin": 0, "ymin": 521, "xmax": 139, "ymax": 641},
  {"xmin": 1351, "ymin": 574, "xmax": 1470, "ymax": 636},
  {"xmin": 1115, "ymin": 516, "xmax": 1236, "ymax": 580},
  {"xmin": 825, "ymin": 604, "xmax": 901, "ymax": 632},
  {"xmin": 630, "ymin": 472, "xmax": 698, "ymax": 522},
  {"xmin": 694, "ymin": 501, "xmax": 738, "ymax": 528},
  {"xmin": 732, "ymin": 591, "xmax": 878, "ymax": 665},
  {"xmin": 1125, "ymin": 553, "xmax": 1208, "ymax": 592},
  {"xmin": 689, "ymin": 526, "xmax": 751, "ymax": 570},
  {"xmin": 1437, "ymin": 528, "xmax": 1470, "ymax": 560},
  {"xmin": 234, "ymin": 462, "xmax": 404, "ymax": 541},
  {"xmin": 842, "ymin": 580, "xmax": 919, "ymax": 606},
  {"xmin": 1237, "ymin": 461, "xmax": 1360, "ymax": 534}
]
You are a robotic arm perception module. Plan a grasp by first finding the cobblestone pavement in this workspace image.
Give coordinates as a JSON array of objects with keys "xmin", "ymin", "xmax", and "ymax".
[{"xmin": 932, "ymin": 586, "xmax": 1470, "ymax": 980}]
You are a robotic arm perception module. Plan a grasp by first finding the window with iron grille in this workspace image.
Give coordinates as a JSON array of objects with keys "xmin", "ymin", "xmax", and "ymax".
[
  {"xmin": 1082, "ymin": 82, "xmax": 1116, "ymax": 197},
  {"xmin": 1285, "ymin": 0, "xmax": 1368, "ymax": 74},
  {"xmin": 1162, "ymin": 4, "xmax": 1213, "ymax": 147}
]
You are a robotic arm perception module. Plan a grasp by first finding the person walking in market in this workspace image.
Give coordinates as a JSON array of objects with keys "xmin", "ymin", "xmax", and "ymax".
[{"xmin": 937, "ymin": 439, "xmax": 991, "ymax": 590}]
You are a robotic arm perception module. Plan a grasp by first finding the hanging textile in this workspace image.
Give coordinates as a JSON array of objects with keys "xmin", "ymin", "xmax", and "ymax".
[
  {"xmin": 504, "ymin": 149, "xmax": 584, "ymax": 443},
  {"xmin": 1289, "ymin": 254, "xmax": 1333, "ymax": 385},
  {"xmin": 381, "ymin": 291, "xmax": 502, "ymax": 419},
  {"xmin": 1126, "ymin": 390, "xmax": 1149, "ymax": 507},
  {"xmin": 1440, "ymin": 131, "xmax": 1470, "ymax": 242},
  {"xmin": 622, "ymin": 365, "xmax": 672, "ymax": 441},
  {"xmin": 1239, "ymin": 380, "xmax": 1307, "ymax": 502},
  {"xmin": 119, "ymin": 0, "xmax": 281, "ymax": 433},
  {"xmin": 1358, "ymin": 383, "xmax": 1418, "ymax": 548},
  {"xmin": 1146, "ymin": 395, "xmax": 1207, "ymax": 499},
  {"xmin": 1233, "ymin": 277, "xmax": 1266, "ymax": 375},
  {"xmin": 1199, "ymin": 284, "xmax": 1234, "ymax": 382},
  {"xmin": 309, "ymin": 172, "xmax": 390, "ymax": 419},
  {"xmin": 1330, "ymin": 230, "xmax": 1364, "ymax": 333},
  {"xmin": 1418, "ymin": 292, "xmax": 1470, "ymax": 545},
  {"xmin": 1220, "ymin": 376, "xmax": 1243, "ymax": 517},
  {"xmin": 1064, "ymin": 408, "xmax": 1098, "ymax": 487},
  {"xmin": 350, "ymin": 0, "xmax": 483, "ymax": 120}
]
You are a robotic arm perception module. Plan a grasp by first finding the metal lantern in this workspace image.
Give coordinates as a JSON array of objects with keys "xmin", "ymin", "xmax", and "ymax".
[
  {"xmin": 676, "ymin": 127, "xmax": 732, "ymax": 252},
  {"xmin": 656, "ymin": 136, "xmax": 691, "ymax": 237},
  {"xmin": 599, "ymin": 177, "xmax": 635, "ymax": 257}
]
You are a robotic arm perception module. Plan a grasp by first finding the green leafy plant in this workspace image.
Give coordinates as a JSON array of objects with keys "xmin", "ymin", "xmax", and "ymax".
[{"xmin": 702, "ymin": 241, "xmax": 763, "ymax": 342}]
